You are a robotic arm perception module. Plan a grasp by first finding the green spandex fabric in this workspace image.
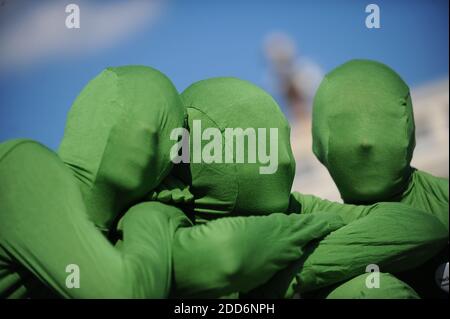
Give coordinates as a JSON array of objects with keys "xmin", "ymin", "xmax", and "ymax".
[
  {"xmin": 312, "ymin": 59, "xmax": 448, "ymax": 228},
  {"xmin": 160, "ymin": 78, "xmax": 347, "ymax": 297},
  {"xmin": 59, "ymin": 65, "xmax": 186, "ymax": 232},
  {"xmin": 1, "ymin": 63, "xmax": 445, "ymax": 299},
  {"xmin": 291, "ymin": 194, "xmax": 447, "ymax": 293},
  {"xmin": 172, "ymin": 211, "xmax": 344, "ymax": 298},
  {"xmin": 0, "ymin": 66, "xmax": 190, "ymax": 298},
  {"xmin": 245, "ymin": 193, "xmax": 447, "ymax": 298},
  {"xmin": 0, "ymin": 139, "xmax": 189, "ymax": 298},
  {"xmin": 168, "ymin": 77, "xmax": 296, "ymax": 222},
  {"xmin": 312, "ymin": 59, "xmax": 415, "ymax": 205},
  {"xmin": 0, "ymin": 68, "xmax": 344, "ymax": 299},
  {"xmin": 308, "ymin": 59, "xmax": 449, "ymax": 298},
  {"xmin": 325, "ymin": 273, "xmax": 420, "ymax": 299},
  {"xmin": 151, "ymin": 77, "xmax": 447, "ymax": 298}
]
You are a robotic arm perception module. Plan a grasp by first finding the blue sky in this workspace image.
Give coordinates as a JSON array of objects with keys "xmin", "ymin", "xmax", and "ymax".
[{"xmin": 0, "ymin": 0, "xmax": 448, "ymax": 149}]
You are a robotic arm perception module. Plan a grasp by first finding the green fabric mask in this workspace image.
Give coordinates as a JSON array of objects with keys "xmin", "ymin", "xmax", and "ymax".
[
  {"xmin": 172, "ymin": 77, "xmax": 296, "ymax": 220},
  {"xmin": 312, "ymin": 59, "xmax": 415, "ymax": 204},
  {"xmin": 59, "ymin": 66, "xmax": 185, "ymax": 231}
]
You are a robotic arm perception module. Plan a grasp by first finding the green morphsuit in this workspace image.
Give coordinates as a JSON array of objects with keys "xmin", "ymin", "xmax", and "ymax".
[
  {"xmin": 246, "ymin": 195, "xmax": 447, "ymax": 298},
  {"xmin": 59, "ymin": 65, "xmax": 186, "ymax": 233},
  {"xmin": 154, "ymin": 77, "xmax": 345, "ymax": 298},
  {"xmin": 325, "ymin": 273, "xmax": 420, "ymax": 299},
  {"xmin": 0, "ymin": 66, "xmax": 337, "ymax": 299},
  {"xmin": 173, "ymin": 77, "xmax": 296, "ymax": 221},
  {"xmin": 312, "ymin": 59, "xmax": 448, "ymax": 229},
  {"xmin": 151, "ymin": 77, "xmax": 448, "ymax": 298},
  {"xmin": 308, "ymin": 59, "xmax": 449, "ymax": 298},
  {"xmin": 0, "ymin": 66, "xmax": 197, "ymax": 298},
  {"xmin": 0, "ymin": 139, "xmax": 189, "ymax": 298}
]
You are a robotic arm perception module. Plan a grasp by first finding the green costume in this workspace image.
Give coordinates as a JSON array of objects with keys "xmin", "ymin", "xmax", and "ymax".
[
  {"xmin": 151, "ymin": 77, "xmax": 448, "ymax": 299},
  {"xmin": 160, "ymin": 77, "xmax": 346, "ymax": 297},
  {"xmin": 0, "ymin": 66, "xmax": 193, "ymax": 298},
  {"xmin": 310, "ymin": 59, "xmax": 449, "ymax": 298},
  {"xmin": 170, "ymin": 76, "xmax": 296, "ymax": 221},
  {"xmin": 58, "ymin": 65, "xmax": 186, "ymax": 233},
  {"xmin": 325, "ymin": 273, "xmax": 420, "ymax": 299},
  {"xmin": 0, "ymin": 139, "xmax": 189, "ymax": 298},
  {"xmin": 1, "ymin": 63, "xmax": 446, "ymax": 299},
  {"xmin": 246, "ymin": 193, "xmax": 447, "ymax": 298},
  {"xmin": 58, "ymin": 66, "xmax": 344, "ymax": 298},
  {"xmin": 172, "ymin": 211, "xmax": 344, "ymax": 298},
  {"xmin": 0, "ymin": 66, "xmax": 339, "ymax": 298}
]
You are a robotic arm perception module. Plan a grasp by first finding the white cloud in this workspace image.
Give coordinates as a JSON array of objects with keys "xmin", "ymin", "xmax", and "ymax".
[{"xmin": 0, "ymin": 0, "xmax": 165, "ymax": 70}]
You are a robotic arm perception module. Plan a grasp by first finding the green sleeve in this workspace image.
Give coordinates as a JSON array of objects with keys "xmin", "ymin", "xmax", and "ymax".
[
  {"xmin": 404, "ymin": 170, "xmax": 449, "ymax": 230},
  {"xmin": 295, "ymin": 203, "xmax": 448, "ymax": 293},
  {"xmin": 248, "ymin": 196, "xmax": 447, "ymax": 297},
  {"xmin": 0, "ymin": 139, "xmax": 188, "ymax": 298},
  {"xmin": 289, "ymin": 191, "xmax": 375, "ymax": 224},
  {"xmin": 171, "ymin": 211, "xmax": 344, "ymax": 298},
  {"xmin": 148, "ymin": 177, "xmax": 345, "ymax": 298}
]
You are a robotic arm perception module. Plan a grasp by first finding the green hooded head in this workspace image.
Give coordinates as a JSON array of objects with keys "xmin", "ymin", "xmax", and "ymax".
[
  {"xmin": 312, "ymin": 59, "xmax": 415, "ymax": 204},
  {"xmin": 59, "ymin": 65, "xmax": 185, "ymax": 231},
  {"xmin": 172, "ymin": 77, "xmax": 295, "ymax": 220}
]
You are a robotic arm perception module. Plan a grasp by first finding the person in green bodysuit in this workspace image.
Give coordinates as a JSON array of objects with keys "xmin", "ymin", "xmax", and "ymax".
[
  {"xmin": 1, "ymin": 63, "xmax": 446, "ymax": 299},
  {"xmin": 312, "ymin": 59, "xmax": 448, "ymax": 228},
  {"xmin": 0, "ymin": 66, "xmax": 192, "ymax": 298},
  {"xmin": 309, "ymin": 59, "xmax": 449, "ymax": 298},
  {"xmin": 150, "ymin": 76, "xmax": 448, "ymax": 299},
  {"xmin": 0, "ymin": 138, "xmax": 189, "ymax": 298},
  {"xmin": 0, "ymin": 65, "xmax": 341, "ymax": 298}
]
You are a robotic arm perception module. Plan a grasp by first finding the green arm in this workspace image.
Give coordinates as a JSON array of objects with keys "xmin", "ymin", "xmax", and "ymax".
[
  {"xmin": 247, "ymin": 193, "xmax": 448, "ymax": 298},
  {"xmin": 295, "ymin": 202, "xmax": 448, "ymax": 293},
  {"xmin": 289, "ymin": 192, "xmax": 375, "ymax": 224},
  {"xmin": 0, "ymin": 139, "xmax": 188, "ymax": 298},
  {"xmin": 403, "ymin": 170, "xmax": 449, "ymax": 230},
  {"xmin": 171, "ymin": 211, "xmax": 344, "ymax": 298}
]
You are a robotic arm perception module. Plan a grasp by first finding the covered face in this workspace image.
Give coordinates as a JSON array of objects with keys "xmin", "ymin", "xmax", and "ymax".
[
  {"xmin": 312, "ymin": 59, "xmax": 415, "ymax": 204},
  {"xmin": 174, "ymin": 77, "xmax": 296, "ymax": 219},
  {"xmin": 59, "ymin": 66, "xmax": 185, "ymax": 231}
]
